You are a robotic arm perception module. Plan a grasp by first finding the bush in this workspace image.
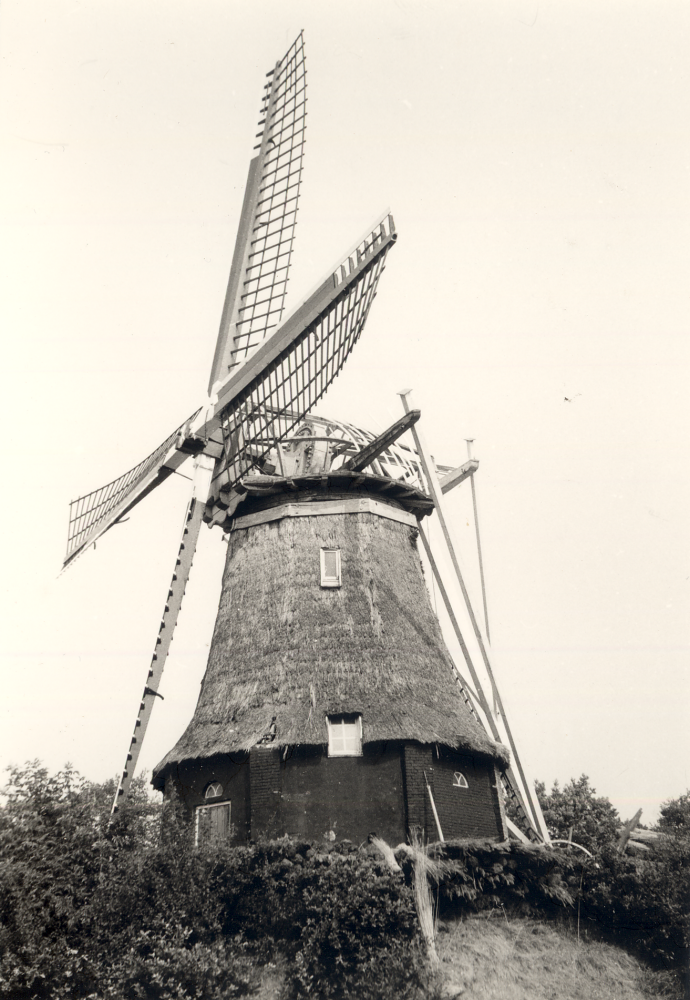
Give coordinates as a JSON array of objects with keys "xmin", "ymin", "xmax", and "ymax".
[
  {"xmin": 1, "ymin": 762, "xmax": 687, "ymax": 998},
  {"xmin": 0, "ymin": 764, "xmax": 430, "ymax": 1000},
  {"xmin": 535, "ymin": 775, "xmax": 620, "ymax": 852},
  {"xmin": 578, "ymin": 837, "xmax": 689, "ymax": 969},
  {"xmin": 431, "ymin": 835, "xmax": 688, "ymax": 975}
]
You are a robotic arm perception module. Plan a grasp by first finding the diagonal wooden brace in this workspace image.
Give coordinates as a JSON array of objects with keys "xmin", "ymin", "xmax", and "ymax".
[{"xmin": 110, "ymin": 453, "xmax": 215, "ymax": 819}]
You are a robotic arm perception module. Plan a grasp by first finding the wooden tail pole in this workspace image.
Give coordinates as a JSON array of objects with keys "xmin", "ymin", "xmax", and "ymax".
[
  {"xmin": 417, "ymin": 522, "xmax": 494, "ymax": 724},
  {"xmin": 399, "ymin": 390, "xmax": 550, "ymax": 843},
  {"xmin": 110, "ymin": 453, "xmax": 215, "ymax": 819},
  {"xmin": 417, "ymin": 521, "xmax": 538, "ymax": 837},
  {"xmin": 465, "ymin": 437, "xmax": 496, "ymax": 716},
  {"xmin": 465, "ymin": 439, "xmax": 492, "ymax": 647},
  {"xmin": 342, "ymin": 409, "xmax": 421, "ymax": 472}
]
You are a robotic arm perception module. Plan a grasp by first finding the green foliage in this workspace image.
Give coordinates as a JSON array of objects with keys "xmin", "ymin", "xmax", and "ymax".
[
  {"xmin": 577, "ymin": 838, "xmax": 689, "ymax": 969},
  {"xmin": 534, "ymin": 774, "xmax": 620, "ymax": 852},
  {"xmin": 0, "ymin": 763, "xmax": 429, "ymax": 1000},
  {"xmin": 435, "ymin": 840, "xmax": 576, "ymax": 915},
  {"xmin": 1, "ymin": 762, "xmax": 687, "ymax": 998},
  {"xmin": 434, "ymin": 834, "xmax": 688, "ymax": 972},
  {"xmin": 657, "ymin": 790, "xmax": 690, "ymax": 833}
]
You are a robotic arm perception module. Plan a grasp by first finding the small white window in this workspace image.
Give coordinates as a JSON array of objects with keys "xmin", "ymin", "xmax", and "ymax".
[
  {"xmin": 195, "ymin": 801, "xmax": 231, "ymax": 846},
  {"xmin": 327, "ymin": 714, "xmax": 362, "ymax": 756},
  {"xmin": 453, "ymin": 772, "xmax": 468, "ymax": 788},
  {"xmin": 205, "ymin": 781, "xmax": 223, "ymax": 799},
  {"xmin": 320, "ymin": 548, "xmax": 341, "ymax": 588}
]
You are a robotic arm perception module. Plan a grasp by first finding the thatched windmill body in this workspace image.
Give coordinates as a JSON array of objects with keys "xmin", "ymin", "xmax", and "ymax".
[
  {"xmin": 152, "ymin": 413, "xmax": 511, "ymax": 845},
  {"xmin": 64, "ymin": 34, "xmax": 549, "ymax": 846}
]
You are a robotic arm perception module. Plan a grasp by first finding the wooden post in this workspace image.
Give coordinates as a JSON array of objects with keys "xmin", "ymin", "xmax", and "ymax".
[
  {"xmin": 465, "ymin": 439, "xmax": 492, "ymax": 646},
  {"xmin": 424, "ymin": 771, "xmax": 445, "ymax": 842},
  {"xmin": 399, "ymin": 390, "xmax": 550, "ymax": 844},
  {"xmin": 617, "ymin": 808, "xmax": 643, "ymax": 853}
]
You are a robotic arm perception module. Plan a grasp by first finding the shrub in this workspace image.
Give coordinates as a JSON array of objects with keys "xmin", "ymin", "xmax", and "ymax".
[
  {"xmin": 1, "ymin": 762, "xmax": 687, "ymax": 998},
  {"xmin": 0, "ymin": 765, "xmax": 430, "ymax": 1000},
  {"xmin": 535, "ymin": 775, "xmax": 620, "ymax": 852}
]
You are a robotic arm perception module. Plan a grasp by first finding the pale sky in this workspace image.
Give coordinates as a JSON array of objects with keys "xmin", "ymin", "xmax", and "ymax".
[{"xmin": 0, "ymin": 1, "xmax": 688, "ymax": 824}]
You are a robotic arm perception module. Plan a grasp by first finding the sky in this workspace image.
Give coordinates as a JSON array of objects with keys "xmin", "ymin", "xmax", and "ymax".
[{"xmin": 0, "ymin": 0, "xmax": 688, "ymax": 825}]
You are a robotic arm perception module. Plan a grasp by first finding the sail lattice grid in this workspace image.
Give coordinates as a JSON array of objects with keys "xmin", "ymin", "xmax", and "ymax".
[
  {"xmin": 215, "ymin": 219, "xmax": 394, "ymax": 491},
  {"xmin": 228, "ymin": 33, "xmax": 307, "ymax": 372},
  {"xmin": 64, "ymin": 410, "xmax": 201, "ymax": 566}
]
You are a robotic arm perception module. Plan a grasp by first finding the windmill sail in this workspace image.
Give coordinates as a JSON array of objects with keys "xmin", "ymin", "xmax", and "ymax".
[
  {"xmin": 208, "ymin": 32, "xmax": 307, "ymax": 391},
  {"xmin": 206, "ymin": 213, "xmax": 397, "ymax": 506},
  {"xmin": 64, "ymin": 212, "xmax": 397, "ymax": 570},
  {"xmin": 63, "ymin": 408, "xmax": 202, "ymax": 569}
]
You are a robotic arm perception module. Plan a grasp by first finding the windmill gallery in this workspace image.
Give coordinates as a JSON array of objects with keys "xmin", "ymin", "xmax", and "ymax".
[{"xmin": 64, "ymin": 34, "xmax": 550, "ymax": 849}]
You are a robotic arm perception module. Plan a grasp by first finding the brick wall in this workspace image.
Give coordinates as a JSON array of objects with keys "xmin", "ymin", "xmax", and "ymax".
[
  {"xmin": 164, "ymin": 742, "xmax": 506, "ymax": 846},
  {"xmin": 402, "ymin": 743, "xmax": 505, "ymax": 843},
  {"xmin": 278, "ymin": 743, "xmax": 405, "ymax": 844},
  {"xmin": 431, "ymin": 748, "xmax": 505, "ymax": 840},
  {"xmin": 164, "ymin": 754, "xmax": 250, "ymax": 842},
  {"xmin": 402, "ymin": 744, "xmax": 435, "ymax": 842},
  {"xmin": 249, "ymin": 746, "xmax": 282, "ymax": 837}
]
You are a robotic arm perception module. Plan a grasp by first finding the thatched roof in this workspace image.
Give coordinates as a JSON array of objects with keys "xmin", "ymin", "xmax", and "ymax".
[{"xmin": 153, "ymin": 485, "xmax": 507, "ymax": 787}]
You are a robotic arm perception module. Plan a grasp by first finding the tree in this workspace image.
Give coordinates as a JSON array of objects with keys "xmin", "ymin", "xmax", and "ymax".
[
  {"xmin": 657, "ymin": 790, "xmax": 690, "ymax": 834},
  {"xmin": 0, "ymin": 761, "xmax": 161, "ymax": 998},
  {"xmin": 536, "ymin": 775, "xmax": 619, "ymax": 852}
]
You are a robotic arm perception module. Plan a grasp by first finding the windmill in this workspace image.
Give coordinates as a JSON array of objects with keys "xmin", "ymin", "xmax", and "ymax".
[{"xmin": 65, "ymin": 33, "xmax": 549, "ymax": 846}]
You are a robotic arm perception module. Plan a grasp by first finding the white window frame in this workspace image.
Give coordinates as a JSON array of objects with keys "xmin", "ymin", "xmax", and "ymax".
[
  {"xmin": 320, "ymin": 548, "xmax": 342, "ymax": 588},
  {"xmin": 195, "ymin": 801, "xmax": 231, "ymax": 846},
  {"xmin": 327, "ymin": 714, "xmax": 363, "ymax": 757},
  {"xmin": 453, "ymin": 771, "xmax": 469, "ymax": 789},
  {"xmin": 205, "ymin": 781, "xmax": 223, "ymax": 799}
]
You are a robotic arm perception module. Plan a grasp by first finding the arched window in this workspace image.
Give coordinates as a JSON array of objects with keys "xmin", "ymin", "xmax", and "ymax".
[
  {"xmin": 205, "ymin": 781, "xmax": 223, "ymax": 799},
  {"xmin": 452, "ymin": 772, "xmax": 468, "ymax": 789}
]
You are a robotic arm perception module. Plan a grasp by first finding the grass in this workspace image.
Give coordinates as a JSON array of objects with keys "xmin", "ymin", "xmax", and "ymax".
[
  {"xmin": 435, "ymin": 914, "xmax": 684, "ymax": 1000},
  {"xmin": 234, "ymin": 914, "xmax": 686, "ymax": 999}
]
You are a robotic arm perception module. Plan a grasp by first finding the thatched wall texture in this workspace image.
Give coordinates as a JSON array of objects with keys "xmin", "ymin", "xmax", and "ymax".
[{"xmin": 154, "ymin": 489, "xmax": 506, "ymax": 785}]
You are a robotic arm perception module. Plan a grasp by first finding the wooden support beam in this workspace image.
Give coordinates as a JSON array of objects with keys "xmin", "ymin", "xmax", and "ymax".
[
  {"xmin": 465, "ymin": 439, "xmax": 492, "ymax": 649},
  {"xmin": 417, "ymin": 521, "xmax": 542, "ymax": 837},
  {"xmin": 439, "ymin": 459, "xmax": 479, "ymax": 494},
  {"xmin": 506, "ymin": 817, "xmax": 531, "ymax": 845},
  {"xmin": 341, "ymin": 409, "xmax": 421, "ymax": 473},
  {"xmin": 617, "ymin": 808, "xmax": 643, "ymax": 853},
  {"xmin": 417, "ymin": 523, "xmax": 494, "ymax": 724},
  {"xmin": 424, "ymin": 772, "xmax": 445, "ymax": 842},
  {"xmin": 111, "ymin": 454, "xmax": 215, "ymax": 818}
]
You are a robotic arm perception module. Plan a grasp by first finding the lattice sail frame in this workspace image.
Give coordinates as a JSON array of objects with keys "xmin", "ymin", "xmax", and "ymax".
[
  {"xmin": 212, "ymin": 216, "xmax": 396, "ymax": 494},
  {"xmin": 63, "ymin": 213, "xmax": 397, "ymax": 568},
  {"xmin": 228, "ymin": 33, "xmax": 307, "ymax": 371},
  {"xmin": 65, "ymin": 409, "xmax": 201, "ymax": 566}
]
